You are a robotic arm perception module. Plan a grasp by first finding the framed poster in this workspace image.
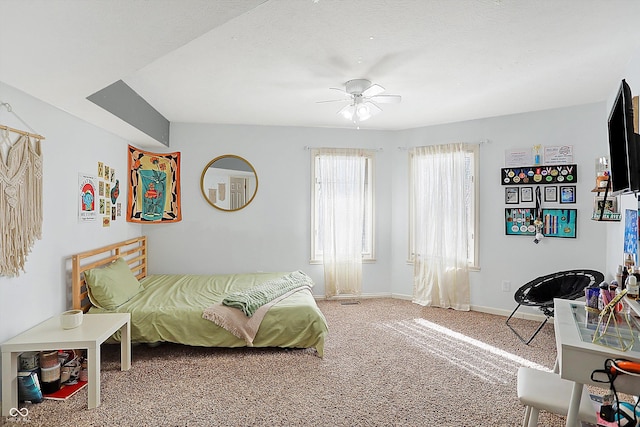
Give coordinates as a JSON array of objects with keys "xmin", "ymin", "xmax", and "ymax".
[
  {"xmin": 520, "ymin": 187, "xmax": 533, "ymax": 203},
  {"xmin": 127, "ymin": 145, "xmax": 182, "ymax": 223},
  {"xmin": 559, "ymin": 185, "xmax": 576, "ymax": 204},
  {"xmin": 78, "ymin": 173, "xmax": 97, "ymax": 222},
  {"xmin": 505, "ymin": 187, "xmax": 519, "ymax": 204},
  {"xmin": 544, "ymin": 186, "xmax": 558, "ymax": 202},
  {"xmin": 541, "ymin": 209, "xmax": 577, "ymax": 238}
]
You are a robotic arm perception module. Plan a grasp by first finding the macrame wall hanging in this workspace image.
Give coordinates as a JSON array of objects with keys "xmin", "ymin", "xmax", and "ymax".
[{"xmin": 0, "ymin": 101, "xmax": 44, "ymax": 276}]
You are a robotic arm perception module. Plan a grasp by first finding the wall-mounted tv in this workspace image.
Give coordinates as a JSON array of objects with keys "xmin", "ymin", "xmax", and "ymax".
[{"xmin": 608, "ymin": 79, "xmax": 640, "ymax": 194}]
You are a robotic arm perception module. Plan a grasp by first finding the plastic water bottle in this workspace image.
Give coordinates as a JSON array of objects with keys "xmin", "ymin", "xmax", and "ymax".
[{"xmin": 626, "ymin": 274, "xmax": 639, "ymax": 300}]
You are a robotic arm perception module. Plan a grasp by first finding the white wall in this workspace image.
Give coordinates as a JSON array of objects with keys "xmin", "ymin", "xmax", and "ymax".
[
  {"xmin": 0, "ymin": 82, "xmax": 142, "ymax": 353},
  {"xmin": 146, "ymin": 104, "xmax": 608, "ymax": 318},
  {"xmin": 143, "ymin": 123, "xmax": 394, "ymax": 297},
  {"xmin": 390, "ymin": 103, "xmax": 609, "ymax": 315},
  {"xmin": 0, "ymin": 81, "xmax": 615, "ymax": 325}
]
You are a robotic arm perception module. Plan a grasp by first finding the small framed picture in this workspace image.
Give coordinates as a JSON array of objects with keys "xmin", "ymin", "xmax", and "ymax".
[
  {"xmin": 559, "ymin": 185, "xmax": 576, "ymax": 204},
  {"xmin": 544, "ymin": 186, "xmax": 558, "ymax": 202},
  {"xmin": 520, "ymin": 187, "xmax": 533, "ymax": 203},
  {"xmin": 593, "ymin": 196, "xmax": 617, "ymax": 214},
  {"xmin": 505, "ymin": 187, "xmax": 519, "ymax": 204}
]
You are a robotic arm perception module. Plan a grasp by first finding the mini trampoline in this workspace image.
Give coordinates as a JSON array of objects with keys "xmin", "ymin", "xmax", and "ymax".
[{"xmin": 505, "ymin": 269, "xmax": 604, "ymax": 344}]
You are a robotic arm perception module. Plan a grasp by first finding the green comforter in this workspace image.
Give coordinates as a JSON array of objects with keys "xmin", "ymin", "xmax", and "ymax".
[{"xmin": 88, "ymin": 272, "xmax": 328, "ymax": 356}]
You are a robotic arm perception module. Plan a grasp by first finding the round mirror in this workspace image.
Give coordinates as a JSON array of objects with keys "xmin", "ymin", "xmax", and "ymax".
[{"xmin": 200, "ymin": 155, "xmax": 258, "ymax": 211}]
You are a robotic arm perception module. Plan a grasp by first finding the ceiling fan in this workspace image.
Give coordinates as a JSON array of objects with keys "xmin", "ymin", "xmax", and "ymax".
[{"xmin": 319, "ymin": 79, "xmax": 401, "ymax": 123}]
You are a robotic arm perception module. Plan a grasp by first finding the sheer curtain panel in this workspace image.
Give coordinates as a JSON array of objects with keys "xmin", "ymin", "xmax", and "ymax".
[
  {"xmin": 316, "ymin": 148, "xmax": 367, "ymax": 297},
  {"xmin": 411, "ymin": 144, "xmax": 470, "ymax": 310}
]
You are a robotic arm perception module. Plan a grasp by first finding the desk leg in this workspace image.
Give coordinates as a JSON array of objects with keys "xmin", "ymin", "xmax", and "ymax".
[
  {"xmin": 1, "ymin": 351, "xmax": 18, "ymax": 417},
  {"xmin": 565, "ymin": 382, "xmax": 583, "ymax": 427},
  {"xmin": 120, "ymin": 320, "xmax": 131, "ymax": 371},
  {"xmin": 87, "ymin": 344, "xmax": 100, "ymax": 409}
]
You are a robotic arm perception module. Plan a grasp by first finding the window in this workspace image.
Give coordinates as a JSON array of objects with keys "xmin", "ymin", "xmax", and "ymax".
[
  {"xmin": 408, "ymin": 144, "xmax": 479, "ymax": 268},
  {"xmin": 310, "ymin": 148, "xmax": 375, "ymax": 262}
]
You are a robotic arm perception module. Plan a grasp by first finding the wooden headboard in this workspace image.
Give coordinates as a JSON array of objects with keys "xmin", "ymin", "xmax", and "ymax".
[{"xmin": 71, "ymin": 236, "xmax": 148, "ymax": 312}]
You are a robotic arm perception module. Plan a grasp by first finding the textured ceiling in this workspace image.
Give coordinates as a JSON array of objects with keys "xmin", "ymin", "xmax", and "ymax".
[{"xmin": 2, "ymin": 0, "xmax": 640, "ymax": 146}]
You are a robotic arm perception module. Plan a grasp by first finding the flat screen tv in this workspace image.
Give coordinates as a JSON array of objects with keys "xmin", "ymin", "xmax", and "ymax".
[{"xmin": 608, "ymin": 79, "xmax": 640, "ymax": 194}]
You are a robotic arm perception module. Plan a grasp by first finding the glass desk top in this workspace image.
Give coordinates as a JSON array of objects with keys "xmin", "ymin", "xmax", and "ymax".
[{"xmin": 571, "ymin": 302, "xmax": 640, "ymax": 352}]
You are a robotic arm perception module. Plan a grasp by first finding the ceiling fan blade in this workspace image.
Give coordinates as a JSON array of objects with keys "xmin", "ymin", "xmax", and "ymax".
[
  {"xmin": 329, "ymin": 87, "xmax": 350, "ymax": 96},
  {"xmin": 370, "ymin": 94, "xmax": 401, "ymax": 104},
  {"xmin": 316, "ymin": 99, "xmax": 351, "ymax": 104},
  {"xmin": 362, "ymin": 83, "xmax": 385, "ymax": 97}
]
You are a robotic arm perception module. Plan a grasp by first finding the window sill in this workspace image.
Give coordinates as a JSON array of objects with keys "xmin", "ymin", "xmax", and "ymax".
[
  {"xmin": 405, "ymin": 260, "xmax": 480, "ymax": 271},
  {"xmin": 309, "ymin": 258, "xmax": 377, "ymax": 265}
]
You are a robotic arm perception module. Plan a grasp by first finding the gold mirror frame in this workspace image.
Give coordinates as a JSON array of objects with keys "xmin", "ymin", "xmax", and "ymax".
[{"xmin": 200, "ymin": 155, "xmax": 258, "ymax": 212}]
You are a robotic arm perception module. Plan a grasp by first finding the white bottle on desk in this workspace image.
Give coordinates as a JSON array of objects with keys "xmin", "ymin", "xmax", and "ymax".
[
  {"xmin": 626, "ymin": 274, "xmax": 639, "ymax": 300},
  {"xmin": 616, "ymin": 265, "xmax": 624, "ymax": 289}
]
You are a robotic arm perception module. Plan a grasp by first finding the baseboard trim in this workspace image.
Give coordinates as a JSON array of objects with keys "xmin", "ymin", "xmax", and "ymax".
[
  {"xmin": 314, "ymin": 293, "xmax": 546, "ymax": 321},
  {"xmin": 470, "ymin": 305, "xmax": 546, "ymax": 322},
  {"xmin": 313, "ymin": 293, "xmax": 392, "ymax": 301}
]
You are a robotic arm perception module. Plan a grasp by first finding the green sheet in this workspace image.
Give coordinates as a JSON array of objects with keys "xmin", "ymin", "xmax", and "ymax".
[{"xmin": 88, "ymin": 272, "xmax": 328, "ymax": 356}]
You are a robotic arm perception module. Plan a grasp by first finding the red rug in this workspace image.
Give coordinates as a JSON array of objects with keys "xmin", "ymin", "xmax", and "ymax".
[{"xmin": 43, "ymin": 381, "xmax": 87, "ymax": 401}]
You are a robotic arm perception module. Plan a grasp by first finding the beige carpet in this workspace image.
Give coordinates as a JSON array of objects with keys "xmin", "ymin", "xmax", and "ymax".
[{"xmin": 8, "ymin": 299, "xmax": 581, "ymax": 426}]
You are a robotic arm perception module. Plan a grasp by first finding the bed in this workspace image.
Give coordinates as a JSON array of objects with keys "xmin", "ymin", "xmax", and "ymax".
[{"xmin": 71, "ymin": 236, "xmax": 328, "ymax": 356}]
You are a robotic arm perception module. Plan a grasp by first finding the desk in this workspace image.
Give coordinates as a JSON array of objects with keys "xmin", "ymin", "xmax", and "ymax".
[
  {"xmin": 554, "ymin": 298, "xmax": 640, "ymax": 427},
  {"xmin": 1, "ymin": 313, "xmax": 130, "ymax": 416}
]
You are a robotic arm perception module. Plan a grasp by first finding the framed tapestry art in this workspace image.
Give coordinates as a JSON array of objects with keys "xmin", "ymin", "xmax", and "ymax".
[{"xmin": 127, "ymin": 145, "xmax": 182, "ymax": 223}]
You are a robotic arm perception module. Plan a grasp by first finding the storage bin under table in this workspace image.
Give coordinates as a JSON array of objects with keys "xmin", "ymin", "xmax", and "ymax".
[{"xmin": 1, "ymin": 313, "xmax": 131, "ymax": 416}]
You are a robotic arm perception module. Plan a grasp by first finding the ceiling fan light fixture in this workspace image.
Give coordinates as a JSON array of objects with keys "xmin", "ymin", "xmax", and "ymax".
[
  {"xmin": 345, "ymin": 79, "xmax": 371, "ymax": 95},
  {"xmin": 356, "ymin": 103, "xmax": 371, "ymax": 121},
  {"xmin": 338, "ymin": 104, "xmax": 356, "ymax": 120},
  {"xmin": 325, "ymin": 78, "xmax": 401, "ymax": 125},
  {"xmin": 365, "ymin": 101, "xmax": 382, "ymax": 116}
]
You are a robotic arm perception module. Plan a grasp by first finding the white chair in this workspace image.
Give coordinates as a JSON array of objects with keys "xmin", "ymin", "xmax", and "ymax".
[{"xmin": 517, "ymin": 367, "xmax": 597, "ymax": 427}]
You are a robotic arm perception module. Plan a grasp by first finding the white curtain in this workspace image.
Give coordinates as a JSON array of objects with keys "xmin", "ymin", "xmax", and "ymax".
[
  {"xmin": 411, "ymin": 143, "xmax": 470, "ymax": 310},
  {"xmin": 317, "ymin": 148, "xmax": 367, "ymax": 297}
]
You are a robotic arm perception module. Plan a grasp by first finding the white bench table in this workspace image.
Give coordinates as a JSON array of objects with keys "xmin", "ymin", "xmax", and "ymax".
[{"xmin": 1, "ymin": 313, "xmax": 130, "ymax": 416}]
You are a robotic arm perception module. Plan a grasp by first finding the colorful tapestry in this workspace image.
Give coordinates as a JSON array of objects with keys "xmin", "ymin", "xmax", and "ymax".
[{"xmin": 127, "ymin": 145, "xmax": 181, "ymax": 223}]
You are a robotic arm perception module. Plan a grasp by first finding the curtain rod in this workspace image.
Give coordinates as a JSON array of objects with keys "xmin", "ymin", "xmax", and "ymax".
[
  {"xmin": 0, "ymin": 124, "xmax": 46, "ymax": 141},
  {"xmin": 0, "ymin": 101, "xmax": 46, "ymax": 140},
  {"xmin": 304, "ymin": 146, "xmax": 383, "ymax": 152},
  {"xmin": 397, "ymin": 139, "xmax": 490, "ymax": 150}
]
